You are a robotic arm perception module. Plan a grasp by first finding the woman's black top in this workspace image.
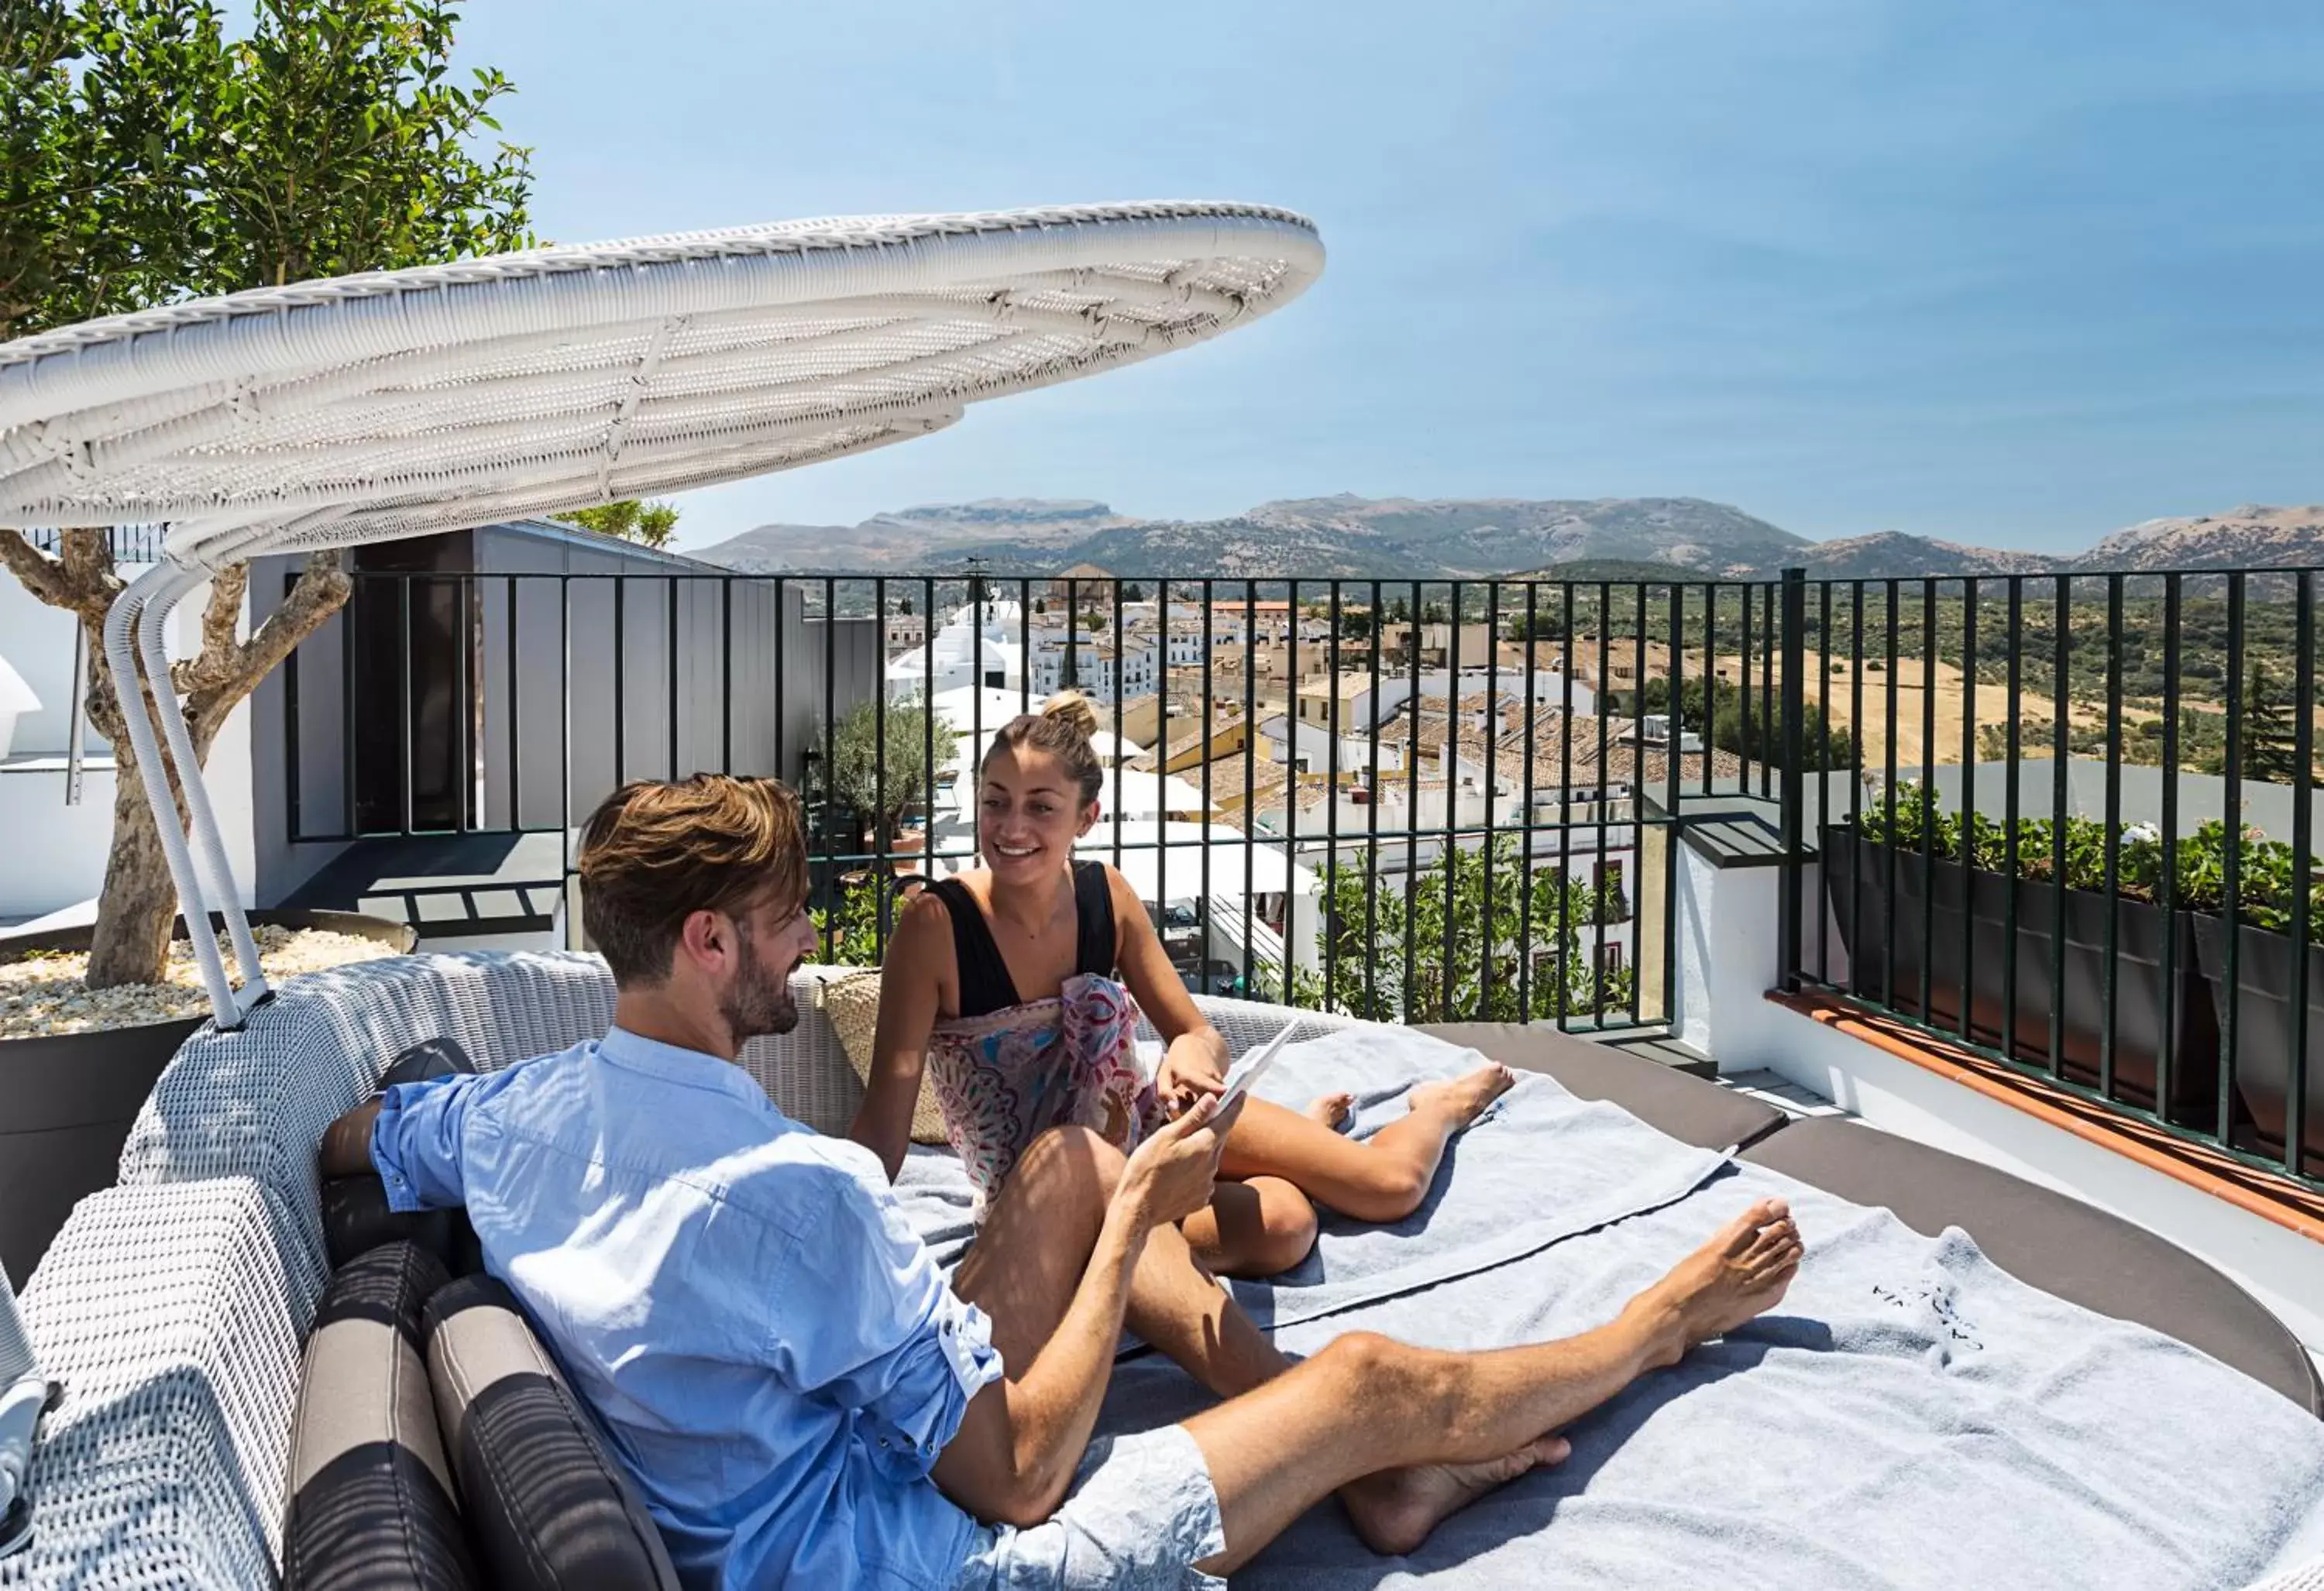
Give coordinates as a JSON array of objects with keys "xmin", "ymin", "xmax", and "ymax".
[{"xmin": 925, "ymin": 861, "xmax": 1118, "ymax": 1017}]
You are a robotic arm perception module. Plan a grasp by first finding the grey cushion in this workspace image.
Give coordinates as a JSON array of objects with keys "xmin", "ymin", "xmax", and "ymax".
[
  {"xmin": 284, "ymin": 1242, "xmax": 479, "ymax": 1590},
  {"xmin": 1741, "ymin": 1117, "xmax": 2322, "ymax": 1414},
  {"xmin": 1415, "ymin": 1023, "xmax": 1787, "ymax": 1151},
  {"xmin": 322, "ymin": 1038, "xmax": 480, "ymax": 1274},
  {"xmin": 423, "ymin": 1275, "xmax": 682, "ymax": 1591}
]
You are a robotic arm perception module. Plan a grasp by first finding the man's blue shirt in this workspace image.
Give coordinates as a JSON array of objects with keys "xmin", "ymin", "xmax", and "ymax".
[{"xmin": 371, "ymin": 1026, "xmax": 1004, "ymax": 1589}]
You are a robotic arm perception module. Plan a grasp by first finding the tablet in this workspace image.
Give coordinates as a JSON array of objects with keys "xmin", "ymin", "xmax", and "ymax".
[{"xmin": 1218, "ymin": 1022, "xmax": 1297, "ymax": 1112}]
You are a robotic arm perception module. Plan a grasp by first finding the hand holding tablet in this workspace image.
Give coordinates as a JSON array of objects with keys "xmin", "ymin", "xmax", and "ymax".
[{"xmin": 1216, "ymin": 1022, "xmax": 1295, "ymax": 1112}]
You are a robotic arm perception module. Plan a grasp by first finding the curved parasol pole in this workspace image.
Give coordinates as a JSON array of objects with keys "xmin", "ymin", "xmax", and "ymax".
[
  {"xmin": 103, "ymin": 515, "xmax": 341, "ymax": 1029},
  {"xmin": 0, "ymin": 1260, "xmax": 53, "ymax": 1557},
  {"xmin": 102, "ymin": 560, "xmax": 240, "ymax": 1023}
]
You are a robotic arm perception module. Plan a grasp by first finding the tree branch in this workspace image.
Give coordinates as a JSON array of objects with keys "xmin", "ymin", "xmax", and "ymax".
[
  {"xmin": 0, "ymin": 526, "xmax": 91, "ymax": 611},
  {"xmin": 184, "ymin": 552, "xmax": 350, "ymax": 731},
  {"xmin": 176, "ymin": 561, "xmax": 251, "ymax": 693},
  {"xmin": 57, "ymin": 527, "xmax": 118, "ymax": 601}
]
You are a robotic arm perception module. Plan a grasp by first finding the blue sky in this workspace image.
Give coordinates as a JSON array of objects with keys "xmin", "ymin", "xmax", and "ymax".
[{"xmin": 456, "ymin": 0, "xmax": 2324, "ymax": 555}]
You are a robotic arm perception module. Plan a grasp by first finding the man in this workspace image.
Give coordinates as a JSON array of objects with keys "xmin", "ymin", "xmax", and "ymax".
[{"xmin": 321, "ymin": 774, "xmax": 1801, "ymax": 1589}]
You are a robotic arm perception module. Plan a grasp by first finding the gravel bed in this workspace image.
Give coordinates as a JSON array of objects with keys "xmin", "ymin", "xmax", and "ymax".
[{"xmin": 0, "ymin": 925, "xmax": 399, "ymax": 1038}]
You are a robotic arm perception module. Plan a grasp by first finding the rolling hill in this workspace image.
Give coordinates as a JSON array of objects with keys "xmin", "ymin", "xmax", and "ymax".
[{"xmin": 689, "ymin": 497, "xmax": 2324, "ymax": 583}]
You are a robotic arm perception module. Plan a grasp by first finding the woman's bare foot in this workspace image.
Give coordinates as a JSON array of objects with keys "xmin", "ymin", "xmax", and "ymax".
[
  {"xmin": 1305, "ymin": 1091, "xmax": 1356, "ymax": 1129},
  {"xmin": 1628, "ymin": 1198, "xmax": 1802, "ymax": 1371},
  {"xmin": 1408, "ymin": 1063, "xmax": 1515, "ymax": 1129},
  {"xmin": 1341, "ymin": 1435, "xmax": 1572, "ymax": 1557}
]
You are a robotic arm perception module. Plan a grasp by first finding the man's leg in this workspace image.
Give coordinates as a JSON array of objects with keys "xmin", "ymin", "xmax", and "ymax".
[
  {"xmin": 951, "ymin": 1125, "xmax": 1288, "ymax": 1398},
  {"xmin": 1185, "ymin": 1197, "xmax": 1803, "ymax": 1574}
]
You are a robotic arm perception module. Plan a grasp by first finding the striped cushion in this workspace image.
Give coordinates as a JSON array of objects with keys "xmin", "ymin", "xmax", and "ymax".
[
  {"xmin": 284, "ymin": 1241, "xmax": 477, "ymax": 1590},
  {"xmin": 422, "ymin": 1275, "xmax": 680, "ymax": 1591}
]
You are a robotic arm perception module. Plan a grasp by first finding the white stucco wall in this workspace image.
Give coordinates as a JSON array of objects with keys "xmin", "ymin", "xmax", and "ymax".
[{"xmin": 0, "ymin": 568, "xmax": 257, "ymax": 921}]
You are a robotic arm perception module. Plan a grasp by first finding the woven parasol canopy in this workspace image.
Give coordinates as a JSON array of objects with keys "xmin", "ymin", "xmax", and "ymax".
[{"xmin": 0, "ymin": 202, "xmax": 1324, "ymax": 1023}]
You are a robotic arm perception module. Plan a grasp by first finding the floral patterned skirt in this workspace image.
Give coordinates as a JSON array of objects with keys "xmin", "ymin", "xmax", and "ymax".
[{"xmin": 925, "ymin": 973, "xmax": 1166, "ymax": 1221}]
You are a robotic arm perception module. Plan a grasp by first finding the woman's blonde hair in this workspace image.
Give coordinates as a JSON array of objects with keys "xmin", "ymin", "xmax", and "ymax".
[{"xmin": 985, "ymin": 689, "xmax": 1105, "ymax": 807}]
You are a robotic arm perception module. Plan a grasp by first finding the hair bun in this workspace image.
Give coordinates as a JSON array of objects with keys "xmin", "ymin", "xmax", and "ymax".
[{"xmin": 1038, "ymin": 689, "xmax": 1100, "ymax": 741}]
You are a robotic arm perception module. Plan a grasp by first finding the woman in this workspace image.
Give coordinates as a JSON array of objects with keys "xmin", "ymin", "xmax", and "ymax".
[{"xmin": 850, "ymin": 691, "xmax": 1511, "ymax": 1277}]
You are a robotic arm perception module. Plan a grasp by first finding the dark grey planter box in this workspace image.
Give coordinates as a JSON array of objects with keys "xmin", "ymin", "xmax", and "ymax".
[
  {"xmin": 0, "ymin": 909, "xmax": 415, "ymax": 1284},
  {"xmin": 2191, "ymin": 914, "xmax": 2324, "ymax": 1178},
  {"xmin": 1823, "ymin": 827, "xmax": 2219, "ymax": 1124}
]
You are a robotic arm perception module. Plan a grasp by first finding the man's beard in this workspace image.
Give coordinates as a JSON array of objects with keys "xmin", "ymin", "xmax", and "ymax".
[{"xmin": 720, "ymin": 919, "xmax": 798, "ymax": 1042}]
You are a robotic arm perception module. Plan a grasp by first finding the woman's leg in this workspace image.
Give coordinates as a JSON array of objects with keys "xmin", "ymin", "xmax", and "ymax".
[
  {"xmin": 1217, "ymin": 1062, "xmax": 1518, "ymax": 1224},
  {"xmin": 1181, "ymin": 1176, "xmax": 1320, "ymax": 1277}
]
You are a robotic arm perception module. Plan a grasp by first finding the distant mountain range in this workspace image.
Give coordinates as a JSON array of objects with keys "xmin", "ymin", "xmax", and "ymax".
[{"xmin": 689, "ymin": 497, "xmax": 2324, "ymax": 582}]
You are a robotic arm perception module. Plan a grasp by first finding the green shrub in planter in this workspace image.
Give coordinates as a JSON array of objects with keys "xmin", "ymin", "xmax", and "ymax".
[
  {"xmin": 1827, "ymin": 786, "xmax": 2217, "ymax": 1123},
  {"xmin": 2168, "ymin": 820, "xmax": 2324, "ymax": 1176}
]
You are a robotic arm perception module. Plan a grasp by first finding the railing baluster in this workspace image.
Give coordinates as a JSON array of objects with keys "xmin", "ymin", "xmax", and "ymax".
[
  {"xmin": 822, "ymin": 576, "xmax": 837, "ymax": 962},
  {"xmin": 1762, "ymin": 582, "xmax": 1777, "ymax": 801},
  {"xmin": 1559, "ymin": 585, "xmax": 1575, "ymax": 1028},
  {"xmin": 1662, "ymin": 579, "xmax": 1684, "ymax": 1022},
  {"xmin": 1483, "ymin": 581, "xmax": 1501, "ymax": 1018},
  {"xmin": 1881, "ymin": 579, "xmax": 1898, "ymax": 1009},
  {"xmin": 1738, "ymin": 582, "xmax": 1753, "ymax": 798},
  {"xmin": 665, "ymin": 575, "xmax": 678, "ymax": 783},
  {"xmin": 1442, "ymin": 580, "xmax": 1461, "ymax": 1022},
  {"xmin": 2291, "ymin": 572, "xmax": 2315, "ymax": 1177},
  {"xmin": 1408, "ymin": 579, "xmax": 1425, "ymax": 1022},
  {"xmin": 1519, "ymin": 582, "xmax": 1539, "ymax": 1020},
  {"xmin": 2158, "ymin": 573, "xmax": 2183, "ymax": 1122},
  {"xmin": 1328, "ymin": 579, "xmax": 1342, "ymax": 1014},
  {"xmin": 1246, "ymin": 584, "xmax": 1259, "ymax": 1000},
  {"xmin": 1847, "ymin": 579, "xmax": 1864, "ymax": 995},
  {"xmin": 559, "ymin": 576, "xmax": 571, "ymax": 933},
  {"xmin": 1777, "ymin": 569, "xmax": 1804, "ymax": 992},
  {"xmin": 2222, "ymin": 573, "xmax": 2247, "ymax": 1145},
  {"xmin": 1920, "ymin": 579, "xmax": 1937, "ymax": 1025},
  {"xmin": 2003, "ymin": 577, "xmax": 2022, "ymax": 1061},
  {"xmin": 2101, "ymin": 576, "xmax": 2123, "ymax": 1100},
  {"xmin": 1159, "ymin": 576, "xmax": 1173, "ymax": 992},
  {"xmin": 1202, "ymin": 579, "xmax": 1215, "ymax": 984},
  {"xmin": 772, "ymin": 578, "xmax": 787, "ymax": 780},
  {"xmin": 1958, "ymin": 576, "xmax": 1978, "ymax": 1044},
  {"xmin": 873, "ymin": 578, "xmax": 889, "ymax": 958},
  {"xmin": 1366, "ymin": 579, "xmax": 1383, "ymax": 1020},
  {"xmin": 1817, "ymin": 578, "xmax": 1832, "ymax": 984},
  {"xmin": 2049, "ymin": 574, "xmax": 2071, "ymax": 1079},
  {"xmin": 1593, "ymin": 583, "xmax": 1611, "ymax": 1020},
  {"xmin": 1632, "ymin": 580, "xmax": 1648, "ymax": 1021}
]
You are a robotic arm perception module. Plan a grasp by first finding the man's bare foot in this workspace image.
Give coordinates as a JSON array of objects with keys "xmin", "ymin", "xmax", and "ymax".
[
  {"xmin": 1408, "ymin": 1063, "xmax": 1515, "ymax": 1129},
  {"xmin": 1305, "ymin": 1091, "xmax": 1356, "ymax": 1129},
  {"xmin": 1629, "ymin": 1198, "xmax": 1802, "ymax": 1371},
  {"xmin": 1341, "ymin": 1435, "xmax": 1572, "ymax": 1557}
]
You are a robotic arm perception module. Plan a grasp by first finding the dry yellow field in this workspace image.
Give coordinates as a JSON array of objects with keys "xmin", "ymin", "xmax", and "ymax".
[{"xmin": 1685, "ymin": 649, "xmax": 2108, "ymax": 769}]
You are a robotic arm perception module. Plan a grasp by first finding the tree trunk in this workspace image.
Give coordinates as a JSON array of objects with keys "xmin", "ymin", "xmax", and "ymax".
[
  {"xmin": 83, "ymin": 754, "xmax": 182, "ymax": 988},
  {"xmin": 0, "ymin": 532, "xmax": 350, "ymax": 993}
]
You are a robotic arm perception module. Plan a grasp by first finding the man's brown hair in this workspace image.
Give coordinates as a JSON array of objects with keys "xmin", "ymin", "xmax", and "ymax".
[{"xmin": 578, "ymin": 775, "xmax": 808, "ymax": 984}]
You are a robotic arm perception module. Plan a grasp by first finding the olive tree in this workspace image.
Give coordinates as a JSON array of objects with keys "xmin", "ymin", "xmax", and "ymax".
[{"xmin": 0, "ymin": 0, "xmax": 531, "ymax": 986}]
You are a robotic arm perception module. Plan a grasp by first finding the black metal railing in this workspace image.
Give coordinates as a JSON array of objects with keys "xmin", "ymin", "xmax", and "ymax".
[
  {"xmin": 19, "ymin": 524, "xmax": 168, "ymax": 562},
  {"xmin": 280, "ymin": 570, "xmax": 1817, "ymax": 1033},
  {"xmin": 273, "ymin": 555, "xmax": 2324, "ymax": 1191},
  {"xmin": 1777, "ymin": 565, "xmax": 2324, "ymax": 1193}
]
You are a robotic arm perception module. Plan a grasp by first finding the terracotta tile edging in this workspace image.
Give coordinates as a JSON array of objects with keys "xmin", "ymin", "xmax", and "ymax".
[{"xmin": 1766, "ymin": 990, "xmax": 2324, "ymax": 1248}]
